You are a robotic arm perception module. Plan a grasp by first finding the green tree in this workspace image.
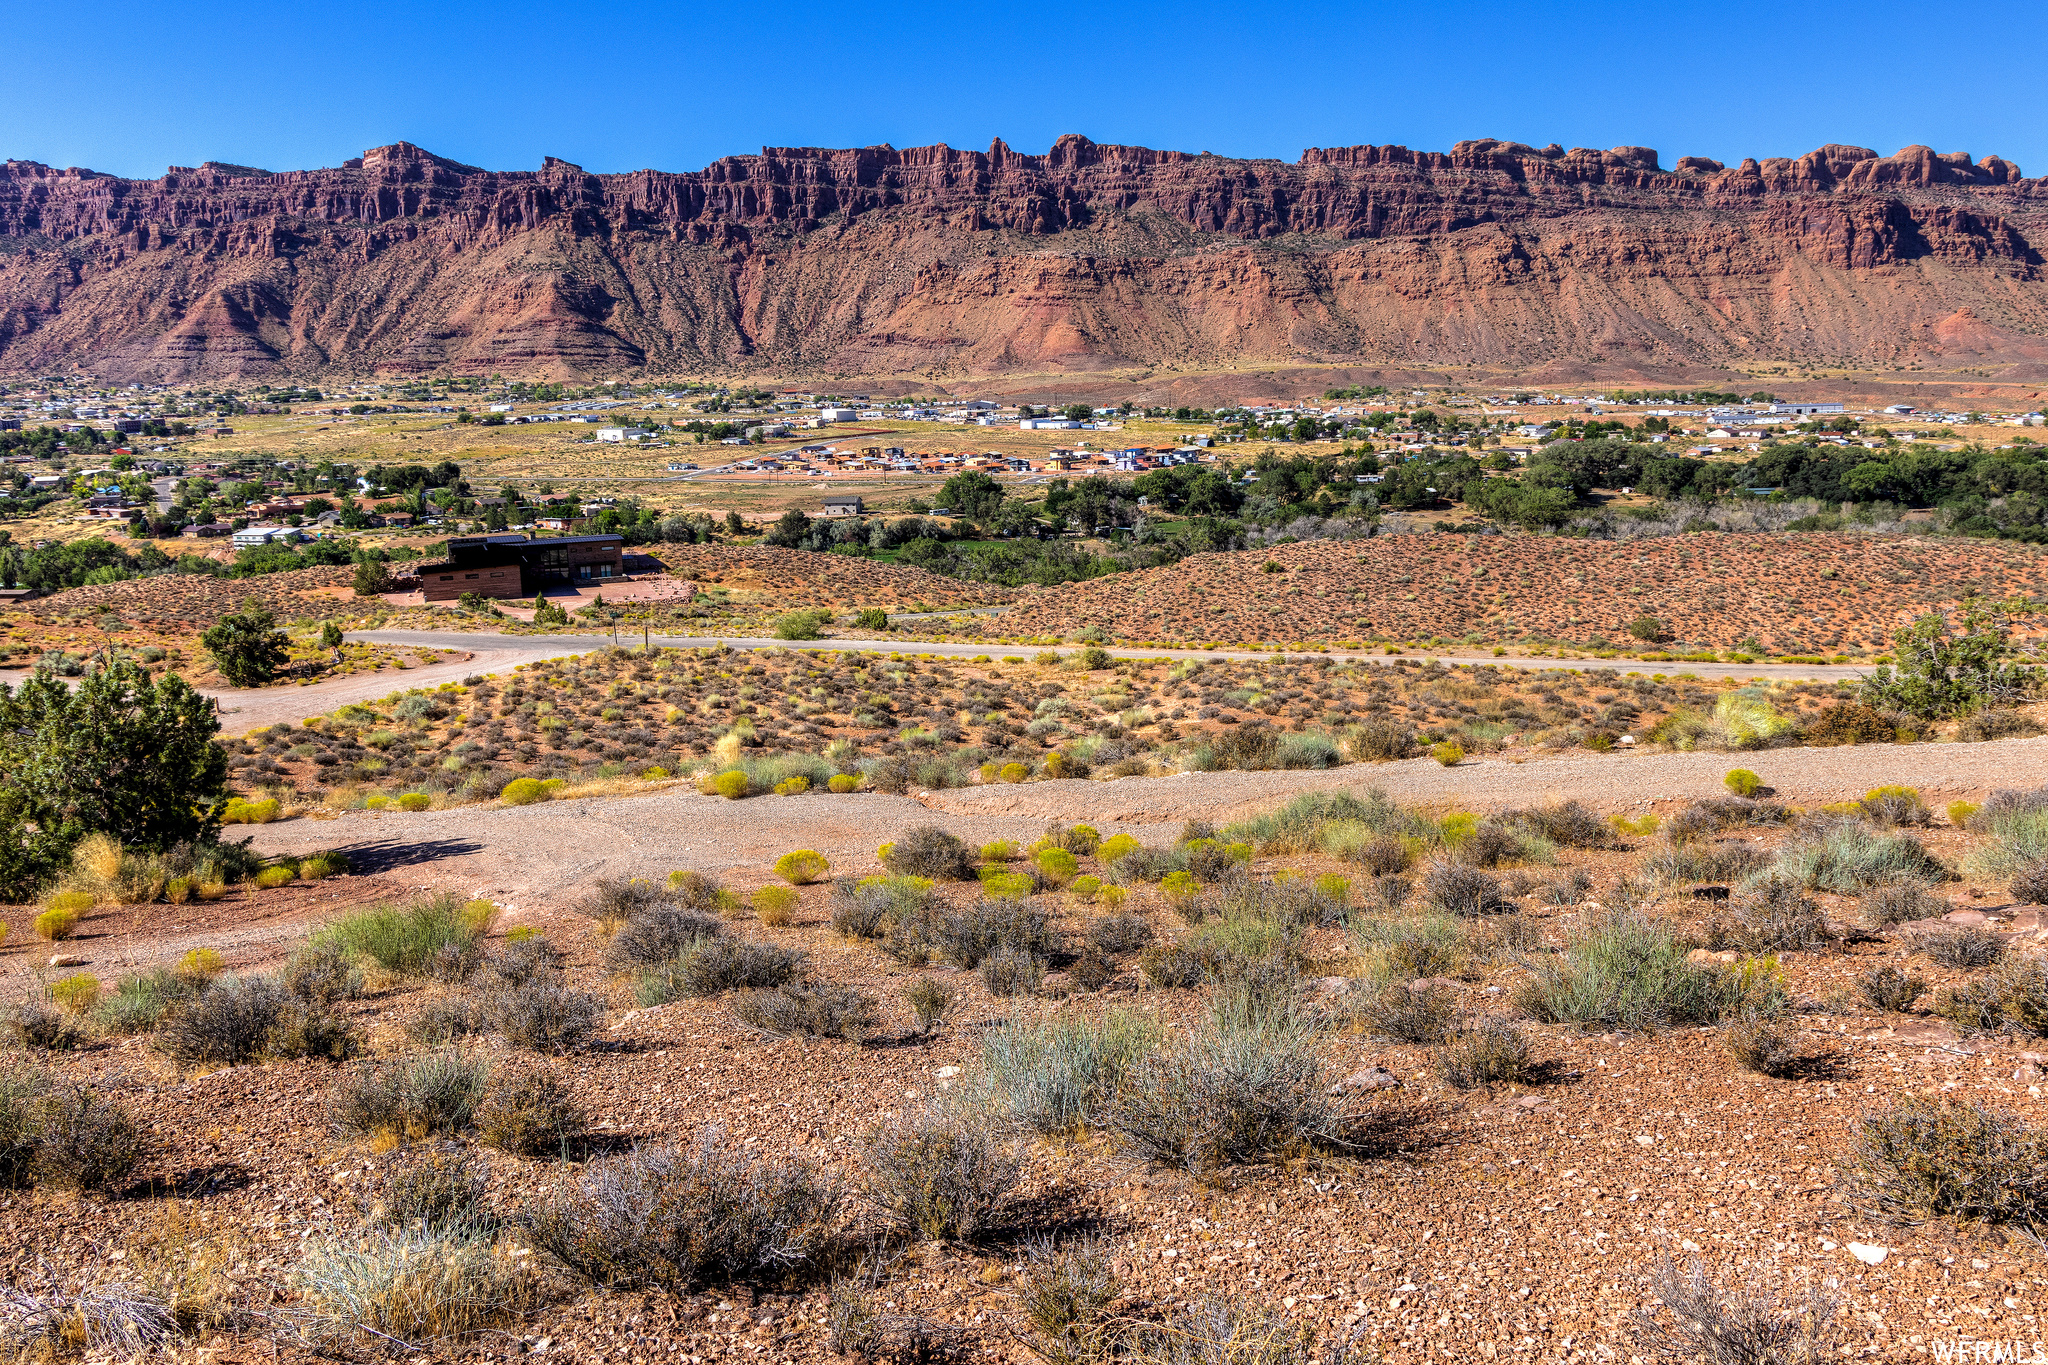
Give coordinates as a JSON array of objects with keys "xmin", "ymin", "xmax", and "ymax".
[
  {"xmin": 201, "ymin": 603, "xmax": 290, "ymax": 687},
  {"xmin": 1861, "ymin": 597, "xmax": 2042, "ymax": 719},
  {"xmin": 726, "ymin": 511, "xmax": 746, "ymax": 536},
  {"xmin": 939, "ymin": 470, "xmax": 1006, "ymax": 521},
  {"xmin": 352, "ymin": 556, "xmax": 394, "ymax": 597},
  {"xmin": 1062, "ymin": 404, "xmax": 1094, "ymax": 422},
  {"xmin": 0, "ymin": 659, "xmax": 229, "ymax": 898}
]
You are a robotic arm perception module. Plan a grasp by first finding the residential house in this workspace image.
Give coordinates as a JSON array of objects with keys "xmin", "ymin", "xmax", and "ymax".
[
  {"xmin": 414, "ymin": 533, "xmax": 625, "ymax": 601},
  {"xmin": 819, "ymin": 495, "xmax": 865, "ymax": 518},
  {"xmin": 232, "ymin": 525, "xmax": 303, "ymax": 550}
]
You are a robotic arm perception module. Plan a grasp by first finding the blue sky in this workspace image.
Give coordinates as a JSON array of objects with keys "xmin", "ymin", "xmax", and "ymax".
[{"xmin": 9, "ymin": 0, "xmax": 2045, "ymax": 180}]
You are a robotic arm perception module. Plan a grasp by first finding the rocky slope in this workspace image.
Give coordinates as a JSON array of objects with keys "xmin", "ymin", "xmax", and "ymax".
[{"xmin": 4, "ymin": 136, "xmax": 2048, "ymax": 382}]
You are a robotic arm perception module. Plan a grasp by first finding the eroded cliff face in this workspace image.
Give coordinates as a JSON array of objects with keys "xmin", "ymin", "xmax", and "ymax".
[{"xmin": 2, "ymin": 135, "xmax": 2046, "ymax": 381}]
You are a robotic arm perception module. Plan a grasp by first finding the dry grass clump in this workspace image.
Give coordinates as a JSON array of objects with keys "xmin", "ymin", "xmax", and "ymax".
[
  {"xmin": 291, "ymin": 1226, "xmax": 537, "ymax": 1354},
  {"xmin": 1855, "ymin": 963, "xmax": 1927, "ymax": 1013},
  {"xmin": 478, "ymin": 1070, "xmax": 587, "ymax": 1158},
  {"xmin": 731, "ymin": 982, "xmax": 878, "ymax": 1042},
  {"xmin": 1128, "ymin": 1295, "xmax": 1331, "ymax": 1365},
  {"xmin": 1723, "ymin": 1009, "xmax": 1805, "ymax": 1077},
  {"xmin": 310, "ymin": 895, "xmax": 485, "ymax": 978},
  {"xmin": 883, "ymin": 825, "xmax": 978, "ymax": 880},
  {"xmin": 1352, "ymin": 981, "xmax": 1459, "ymax": 1044},
  {"xmin": 361, "ymin": 1147, "xmax": 491, "ymax": 1233},
  {"xmin": 1910, "ymin": 924, "xmax": 2006, "ymax": 971},
  {"xmin": 981, "ymin": 1010, "xmax": 1158, "ymax": 1136},
  {"xmin": 333, "ymin": 1050, "xmax": 490, "ymax": 1143},
  {"xmin": 152, "ymin": 975, "xmax": 360, "ymax": 1069},
  {"xmin": 1632, "ymin": 1256, "xmax": 1839, "ymax": 1365},
  {"xmin": 1931, "ymin": 958, "xmax": 2048, "ymax": 1035},
  {"xmin": 1517, "ymin": 909, "xmax": 1748, "ymax": 1032},
  {"xmin": 488, "ymin": 980, "xmax": 602, "ymax": 1054},
  {"xmin": 1844, "ymin": 1096, "xmax": 2048, "ymax": 1237},
  {"xmin": 1103, "ymin": 995, "xmax": 1361, "ymax": 1172},
  {"xmin": 607, "ymin": 904, "xmax": 723, "ymax": 970},
  {"xmin": 1435, "ymin": 1015, "xmax": 1534, "ymax": 1089},
  {"xmin": 1421, "ymin": 863, "xmax": 1508, "ymax": 917},
  {"xmin": 20, "ymin": 1081, "xmax": 147, "ymax": 1192},
  {"xmin": 1018, "ymin": 1235, "xmax": 1120, "ymax": 1365},
  {"xmin": 860, "ymin": 1109, "xmax": 1021, "ymax": 1241},
  {"xmin": 1702, "ymin": 878, "xmax": 1829, "ymax": 954},
  {"xmin": 0, "ymin": 1279, "xmax": 183, "ymax": 1357},
  {"xmin": 523, "ymin": 1130, "xmax": 840, "ymax": 1291},
  {"xmin": 1859, "ymin": 879, "xmax": 1943, "ymax": 929}
]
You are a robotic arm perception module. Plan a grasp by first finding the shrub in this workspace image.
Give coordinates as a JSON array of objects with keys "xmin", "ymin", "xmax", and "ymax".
[
  {"xmin": 1703, "ymin": 877, "xmax": 1827, "ymax": 953},
  {"xmin": 154, "ymin": 974, "xmax": 291, "ymax": 1068},
  {"xmin": 409, "ymin": 996, "xmax": 485, "ymax": 1045},
  {"xmin": 1351, "ymin": 912, "xmax": 1464, "ymax": 981},
  {"xmin": 1771, "ymin": 818, "xmax": 1948, "ymax": 893},
  {"xmin": 1912, "ymin": 924, "xmax": 2005, "ymax": 971},
  {"xmin": 934, "ymin": 901, "xmax": 1058, "ymax": 969},
  {"xmin": 1087, "ymin": 912, "xmax": 1153, "ymax": 955},
  {"xmin": 674, "ymin": 937, "xmax": 806, "ymax": 997},
  {"xmin": 1346, "ymin": 718, "xmax": 1416, "ymax": 762},
  {"xmin": 1857, "ymin": 963, "xmax": 1927, "ymax": 1013},
  {"xmin": 1036, "ymin": 848, "xmax": 1079, "ymax": 886},
  {"xmin": 2011, "ymin": 862, "xmax": 2048, "ymax": 905},
  {"xmin": 980, "ymin": 946, "xmax": 1045, "ymax": 997},
  {"xmin": 1860, "ymin": 784, "xmax": 1932, "ymax": 828},
  {"xmin": 903, "ymin": 977, "xmax": 953, "ymax": 1034},
  {"xmin": 981, "ymin": 1010, "xmax": 1158, "ymax": 1135},
  {"xmin": 607, "ymin": 905, "xmax": 721, "ymax": 969},
  {"xmin": 292, "ymin": 1225, "xmax": 533, "ymax": 1350},
  {"xmin": 1845, "ymin": 1096, "xmax": 2048, "ymax": 1236},
  {"xmin": 709, "ymin": 769, "xmax": 751, "ymax": 800},
  {"xmin": 1724, "ymin": 1008, "xmax": 1802, "ymax": 1077},
  {"xmin": 731, "ymin": 983, "xmax": 877, "ymax": 1042},
  {"xmin": 753, "ymin": 885, "xmax": 798, "ymax": 925},
  {"xmin": 92, "ymin": 968, "xmax": 197, "ymax": 1034},
  {"xmin": 828, "ymin": 773, "xmax": 860, "ymax": 794},
  {"xmin": 285, "ymin": 943, "xmax": 366, "ymax": 1004},
  {"xmin": 1517, "ymin": 910, "xmax": 1744, "ymax": 1031},
  {"xmin": 1861, "ymin": 879, "xmax": 1943, "ymax": 929},
  {"xmin": 490, "ymin": 980, "xmax": 602, "ymax": 1053},
  {"xmin": 479, "ymin": 1070, "xmax": 585, "ymax": 1158},
  {"xmin": 1019, "ymin": 1236, "xmax": 1119, "ymax": 1365},
  {"xmin": 398, "ymin": 793, "xmax": 433, "ymax": 812},
  {"xmin": 1436, "ymin": 1015, "xmax": 1533, "ymax": 1089},
  {"xmin": 8, "ymin": 1001, "xmax": 82, "ymax": 1051},
  {"xmin": 33, "ymin": 1085, "xmax": 145, "ymax": 1192},
  {"xmin": 313, "ymin": 895, "xmax": 483, "ymax": 977},
  {"xmin": 1431, "ymin": 741, "xmax": 1465, "ymax": 766},
  {"xmin": 1724, "ymin": 769, "xmax": 1762, "ymax": 797},
  {"xmin": 47, "ymin": 973, "xmax": 99, "ymax": 1013},
  {"xmin": 362, "ymin": 1147, "xmax": 490, "ymax": 1232},
  {"xmin": 774, "ymin": 849, "xmax": 829, "ymax": 885},
  {"xmin": 500, "ymin": 778, "xmax": 547, "ymax": 805},
  {"xmin": 861, "ymin": 1109, "xmax": 1020, "ymax": 1241},
  {"xmin": 223, "ymin": 797, "xmax": 281, "ymax": 825},
  {"xmin": 1933, "ymin": 958, "xmax": 2048, "ymax": 1035},
  {"xmin": 1806, "ymin": 700, "xmax": 1899, "ymax": 746},
  {"xmin": 253, "ymin": 865, "xmax": 295, "ymax": 889},
  {"xmin": 1353, "ymin": 981, "xmax": 1458, "ymax": 1044},
  {"xmin": 1422, "ymin": 862, "xmax": 1507, "ymax": 916},
  {"xmin": 1000, "ymin": 762, "xmax": 1029, "ymax": 783},
  {"xmin": 884, "ymin": 826, "xmax": 977, "ymax": 880},
  {"xmin": 1633, "ymin": 1258, "xmax": 1841, "ymax": 1365},
  {"xmin": 526, "ymin": 1132, "xmax": 840, "ymax": 1291},
  {"xmin": 334, "ymin": 1050, "xmax": 490, "ymax": 1142},
  {"xmin": 1957, "ymin": 706, "xmax": 2043, "ymax": 742},
  {"xmin": 1160, "ymin": 870, "xmax": 1200, "ymax": 913},
  {"xmin": 34, "ymin": 909, "xmax": 79, "ymax": 942},
  {"xmin": 1096, "ymin": 833, "xmax": 1139, "ymax": 864},
  {"xmin": 1104, "ymin": 995, "xmax": 1358, "ymax": 1172}
]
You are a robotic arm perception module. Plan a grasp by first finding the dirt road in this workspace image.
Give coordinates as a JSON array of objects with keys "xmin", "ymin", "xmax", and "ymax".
[
  {"xmin": 241, "ymin": 735, "xmax": 2042, "ymax": 909},
  {"xmin": 194, "ymin": 627, "xmax": 1877, "ymax": 733}
]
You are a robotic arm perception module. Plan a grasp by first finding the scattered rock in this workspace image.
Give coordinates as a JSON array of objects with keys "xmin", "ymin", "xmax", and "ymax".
[
  {"xmin": 1328, "ymin": 1066, "xmax": 1401, "ymax": 1095},
  {"xmin": 1943, "ymin": 909, "xmax": 1993, "ymax": 927},
  {"xmin": 1848, "ymin": 1243, "xmax": 1889, "ymax": 1265},
  {"xmin": 1687, "ymin": 949, "xmax": 1740, "ymax": 965},
  {"xmin": 2014, "ymin": 1062, "xmax": 2044, "ymax": 1083},
  {"xmin": 48, "ymin": 954, "xmax": 86, "ymax": 968}
]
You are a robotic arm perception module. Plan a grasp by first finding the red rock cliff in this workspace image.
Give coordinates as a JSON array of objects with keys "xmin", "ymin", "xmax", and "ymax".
[{"xmin": 2, "ymin": 135, "xmax": 2045, "ymax": 380}]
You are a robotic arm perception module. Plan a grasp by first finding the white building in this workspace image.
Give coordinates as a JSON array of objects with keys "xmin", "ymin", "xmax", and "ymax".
[
  {"xmin": 818, "ymin": 407, "xmax": 858, "ymax": 423},
  {"xmin": 232, "ymin": 525, "xmax": 302, "ymax": 550},
  {"xmin": 596, "ymin": 427, "xmax": 630, "ymax": 442},
  {"xmin": 1769, "ymin": 402, "xmax": 1845, "ymax": 417},
  {"xmin": 1020, "ymin": 418, "xmax": 1083, "ymax": 430}
]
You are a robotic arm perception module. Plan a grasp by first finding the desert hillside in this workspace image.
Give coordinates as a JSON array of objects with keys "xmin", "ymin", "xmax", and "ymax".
[{"xmin": 5, "ymin": 137, "xmax": 2048, "ymax": 381}]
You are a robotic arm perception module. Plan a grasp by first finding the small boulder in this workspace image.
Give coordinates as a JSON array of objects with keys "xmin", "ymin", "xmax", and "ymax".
[
  {"xmin": 1328, "ymin": 1066, "xmax": 1401, "ymax": 1096},
  {"xmin": 48, "ymin": 954, "xmax": 86, "ymax": 968}
]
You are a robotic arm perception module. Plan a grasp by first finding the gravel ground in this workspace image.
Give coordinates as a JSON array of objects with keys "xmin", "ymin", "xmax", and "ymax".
[{"xmin": 238, "ymin": 737, "xmax": 2048, "ymax": 913}]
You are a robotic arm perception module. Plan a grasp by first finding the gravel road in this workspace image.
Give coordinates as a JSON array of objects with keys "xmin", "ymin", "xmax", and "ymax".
[{"xmin": 243, "ymin": 735, "xmax": 2045, "ymax": 907}]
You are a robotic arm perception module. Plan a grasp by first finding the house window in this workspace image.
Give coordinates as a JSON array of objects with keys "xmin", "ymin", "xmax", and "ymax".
[
  {"xmin": 464, "ymin": 573, "xmax": 479, "ymax": 580},
  {"xmin": 599, "ymin": 564, "xmax": 613, "ymax": 578},
  {"xmin": 438, "ymin": 575, "xmax": 454, "ymax": 581}
]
